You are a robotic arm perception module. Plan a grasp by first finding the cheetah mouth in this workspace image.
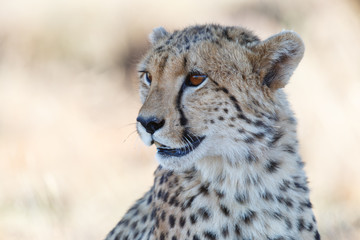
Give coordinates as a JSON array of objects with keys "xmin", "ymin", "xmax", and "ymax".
[{"xmin": 154, "ymin": 136, "xmax": 205, "ymax": 157}]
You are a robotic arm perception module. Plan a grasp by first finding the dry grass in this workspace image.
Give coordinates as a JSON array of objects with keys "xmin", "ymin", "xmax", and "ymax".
[{"xmin": 0, "ymin": 0, "xmax": 359, "ymax": 239}]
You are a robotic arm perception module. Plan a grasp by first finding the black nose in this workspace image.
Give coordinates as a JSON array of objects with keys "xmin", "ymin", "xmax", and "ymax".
[{"xmin": 137, "ymin": 116, "xmax": 165, "ymax": 135}]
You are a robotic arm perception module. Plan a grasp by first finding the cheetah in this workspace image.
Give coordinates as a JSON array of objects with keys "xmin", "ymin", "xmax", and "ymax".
[{"xmin": 105, "ymin": 24, "xmax": 320, "ymax": 240}]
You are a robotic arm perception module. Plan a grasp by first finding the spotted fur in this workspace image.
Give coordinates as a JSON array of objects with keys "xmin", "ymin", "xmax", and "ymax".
[{"xmin": 105, "ymin": 24, "xmax": 320, "ymax": 240}]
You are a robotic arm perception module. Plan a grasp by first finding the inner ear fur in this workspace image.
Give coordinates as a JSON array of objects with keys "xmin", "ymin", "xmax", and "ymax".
[{"xmin": 251, "ymin": 31, "xmax": 305, "ymax": 90}]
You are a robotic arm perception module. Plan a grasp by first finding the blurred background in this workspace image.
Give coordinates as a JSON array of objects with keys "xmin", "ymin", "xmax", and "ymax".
[{"xmin": 0, "ymin": 0, "xmax": 359, "ymax": 239}]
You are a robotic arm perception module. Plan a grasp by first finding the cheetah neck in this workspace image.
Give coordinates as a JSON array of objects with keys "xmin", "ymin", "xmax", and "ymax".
[{"xmin": 150, "ymin": 127, "xmax": 316, "ymax": 239}]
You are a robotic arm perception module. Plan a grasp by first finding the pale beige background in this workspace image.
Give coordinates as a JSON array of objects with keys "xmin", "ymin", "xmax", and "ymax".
[{"xmin": 0, "ymin": 0, "xmax": 359, "ymax": 239}]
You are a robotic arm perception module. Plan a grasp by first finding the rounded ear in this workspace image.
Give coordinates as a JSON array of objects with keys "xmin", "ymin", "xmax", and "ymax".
[
  {"xmin": 149, "ymin": 27, "xmax": 169, "ymax": 45},
  {"xmin": 252, "ymin": 31, "xmax": 305, "ymax": 90}
]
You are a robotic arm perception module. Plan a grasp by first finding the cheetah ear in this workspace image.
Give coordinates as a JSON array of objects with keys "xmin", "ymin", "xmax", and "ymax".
[
  {"xmin": 252, "ymin": 31, "xmax": 305, "ymax": 90},
  {"xmin": 149, "ymin": 27, "xmax": 169, "ymax": 45}
]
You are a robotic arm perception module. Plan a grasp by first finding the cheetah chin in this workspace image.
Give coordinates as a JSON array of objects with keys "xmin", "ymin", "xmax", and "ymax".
[{"xmin": 154, "ymin": 135, "xmax": 205, "ymax": 158}]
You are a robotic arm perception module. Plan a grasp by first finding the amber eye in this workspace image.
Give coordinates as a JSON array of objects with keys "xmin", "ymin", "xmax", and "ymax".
[
  {"xmin": 145, "ymin": 72, "xmax": 152, "ymax": 85},
  {"xmin": 185, "ymin": 73, "xmax": 207, "ymax": 87}
]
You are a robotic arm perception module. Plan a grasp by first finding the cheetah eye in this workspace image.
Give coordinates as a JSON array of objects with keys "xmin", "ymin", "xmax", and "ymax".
[
  {"xmin": 185, "ymin": 73, "xmax": 207, "ymax": 87},
  {"xmin": 143, "ymin": 72, "xmax": 152, "ymax": 85}
]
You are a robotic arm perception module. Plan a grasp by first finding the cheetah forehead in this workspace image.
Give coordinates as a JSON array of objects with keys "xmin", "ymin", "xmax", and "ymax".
[{"xmin": 150, "ymin": 24, "xmax": 261, "ymax": 54}]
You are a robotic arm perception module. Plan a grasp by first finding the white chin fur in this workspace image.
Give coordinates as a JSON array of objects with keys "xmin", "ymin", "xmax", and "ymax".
[{"xmin": 136, "ymin": 123, "xmax": 153, "ymax": 146}]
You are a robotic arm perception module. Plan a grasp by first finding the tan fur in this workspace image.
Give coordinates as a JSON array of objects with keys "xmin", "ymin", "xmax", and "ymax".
[{"xmin": 106, "ymin": 24, "xmax": 319, "ymax": 240}]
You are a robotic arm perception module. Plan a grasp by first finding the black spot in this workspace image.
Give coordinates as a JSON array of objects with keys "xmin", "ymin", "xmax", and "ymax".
[
  {"xmin": 147, "ymin": 194, "xmax": 152, "ymax": 205},
  {"xmin": 220, "ymin": 204, "xmax": 230, "ymax": 216},
  {"xmin": 193, "ymin": 235, "xmax": 200, "ymax": 240},
  {"xmin": 198, "ymin": 207, "xmax": 211, "ymax": 220},
  {"xmin": 314, "ymin": 230, "xmax": 321, "ymax": 240},
  {"xmin": 230, "ymin": 116, "xmax": 236, "ymax": 121},
  {"xmin": 150, "ymin": 208, "xmax": 157, "ymax": 220},
  {"xmin": 261, "ymin": 191, "xmax": 274, "ymax": 201},
  {"xmin": 276, "ymin": 196, "xmax": 292, "ymax": 207},
  {"xmin": 266, "ymin": 160, "xmax": 280, "ymax": 173},
  {"xmin": 294, "ymin": 181, "xmax": 309, "ymax": 192},
  {"xmin": 142, "ymin": 215, "xmax": 148, "ymax": 223},
  {"xmin": 237, "ymin": 113, "xmax": 251, "ymax": 123},
  {"xmin": 223, "ymin": 28, "xmax": 233, "ymax": 41},
  {"xmin": 229, "ymin": 95, "xmax": 242, "ymax": 112},
  {"xmin": 223, "ymin": 108, "xmax": 228, "ymax": 114},
  {"xmin": 242, "ymin": 210, "xmax": 256, "ymax": 224},
  {"xmin": 159, "ymin": 175, "xmax": 165, "ymax": 185},
  {"xmin": 252, "ymin": 132, "xmax": 265, "ymax": 139},
  {"xmin": 131, "ymin": 221, "xmax": 137, "ymax": 229},
  {"xmin": 272, "ymin": 211, "xmax": 284, "ymax": 220},
  {"xmin": 133, "ymin": 230, "xmax": 139, "ymax": 239},
  {"xmin": 300, "ymin": 200, "xmax": 313, "ymax": 209},
  {"xmin": 284, "ymin": 198, "xmax": 294, "ymax": 208},
  {"xmin": 246, "ymin": 152, "xmax": 257, "ymax": 163},
  {"xmin": 210, "ymin": 119, "xmax": 215, "ymax": 124},
  {"xmin": 160, "ymin": 232, "xmax": 165, "ymax": 240},
  {"xmin": 169, "ymin": 195, "xmax": 180, "ymax": 206},
  {"xmin": 221, "ymin": 87, "xmax": 229, "ymax": 94},
  {"xmin": 218, "ymin": 116, "xmax": 224, "ymax": 121},
  {"xmin": 283, "ymin": 144, "xmax": 296, "ymax": 154},
  {"xmin": 255, "ymin": 120, "xmax": 265, "ymax": 127},
  {"xmin": 181, "ymin": 195, "xmax": 196, "ymax": 210},
  {"xmin": 160, "ymin": 210, "xmax": 166, "ymax": 221},
  {"xmin": 169, "ymin": 215, "xmax": 176, "ymax": 228},
  {"xmin": 234, "ymin": 224, "xmax": 242, "ymax": 236},
  {"xmin": 190, "ymin": 214, "xmax": 197, "ymax": 224},
  {"xmin": 245, "ymin": 137, "xmax": 255, "ymax": 144},
  {"xmin": 179, "ymin": 216, "xmax": 186, "ymax": 227},
  {"xmin": 199, "ymin": 183, "xmax": 210, "ymax": 195},
  {"xmin": 238, "ymin": 129, "xmax": 245, "ymax": 134},
  {"xmin": 215, "ymin": 190, "xmax": 225, "ymax": 198},
  {"xmin": 221, "ymin": 225, "xmax": 229, "ymax": 238},
  {"xmin": 279, "ymin": 179, "xmax": 291, "ymax": 192},
  {"xmin": 155, "ymin": 45, "xmax": 164, "ymax": 52},
  {"xmin": 203, "ymin": 231, "xmax": 217, "ymax": 240},
  {"xmin": 121, "ymin": 219, "xmax": 129, "ymax": 227},
  {"xmin": 172, "ymin": 236, "xmax": 178, "ymax": 240},
  {"xmin": 297, "ymin": 218, "xmax": 306, "ymax": 231},
  {"xmin": 308, "ymin": 223, "xmax": 314, "ymax": 231},
  {"xmin": 235, "ymin": 192, "xmax": 249, "ymax": 204},
  {"xmin": 157, "ymin": 189, "xmax": 163, "ymax": 199},
  {"xmin": 270, "ymin": 131, "xmax": 284, "ymax": 145},
  {"xmin": 162, "ymin": 191, "xmax": 169, "ymax": 202}
]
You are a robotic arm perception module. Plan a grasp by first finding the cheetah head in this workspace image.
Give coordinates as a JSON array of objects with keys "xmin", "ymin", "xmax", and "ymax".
[{"xmin": 136, "ymin": 25, "xmax": 304, "ymax": 171}]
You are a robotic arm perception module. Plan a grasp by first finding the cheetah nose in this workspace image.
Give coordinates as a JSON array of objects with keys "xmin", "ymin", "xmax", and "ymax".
[{"xmin": 136, "ymin": 116, "xmax": 165, "ymax": 135}]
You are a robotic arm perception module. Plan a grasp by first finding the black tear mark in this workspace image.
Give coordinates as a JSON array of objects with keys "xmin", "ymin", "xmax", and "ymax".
[
  {"xmin": 176, "ymin": 83, "xmax": 188, "ymax": 126},
  {"xmin": 183, "ymin": 56, "xmax": 188, "ymax": 69},
  {"xmin": 229, "ymin": 95, "xmax": 243, "ymax": 113}
]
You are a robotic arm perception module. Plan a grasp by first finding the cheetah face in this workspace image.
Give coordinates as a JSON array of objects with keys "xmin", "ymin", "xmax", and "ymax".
[{"xmin": 136, "ymin": 25, "xmax": 304, "ymax": 170}]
